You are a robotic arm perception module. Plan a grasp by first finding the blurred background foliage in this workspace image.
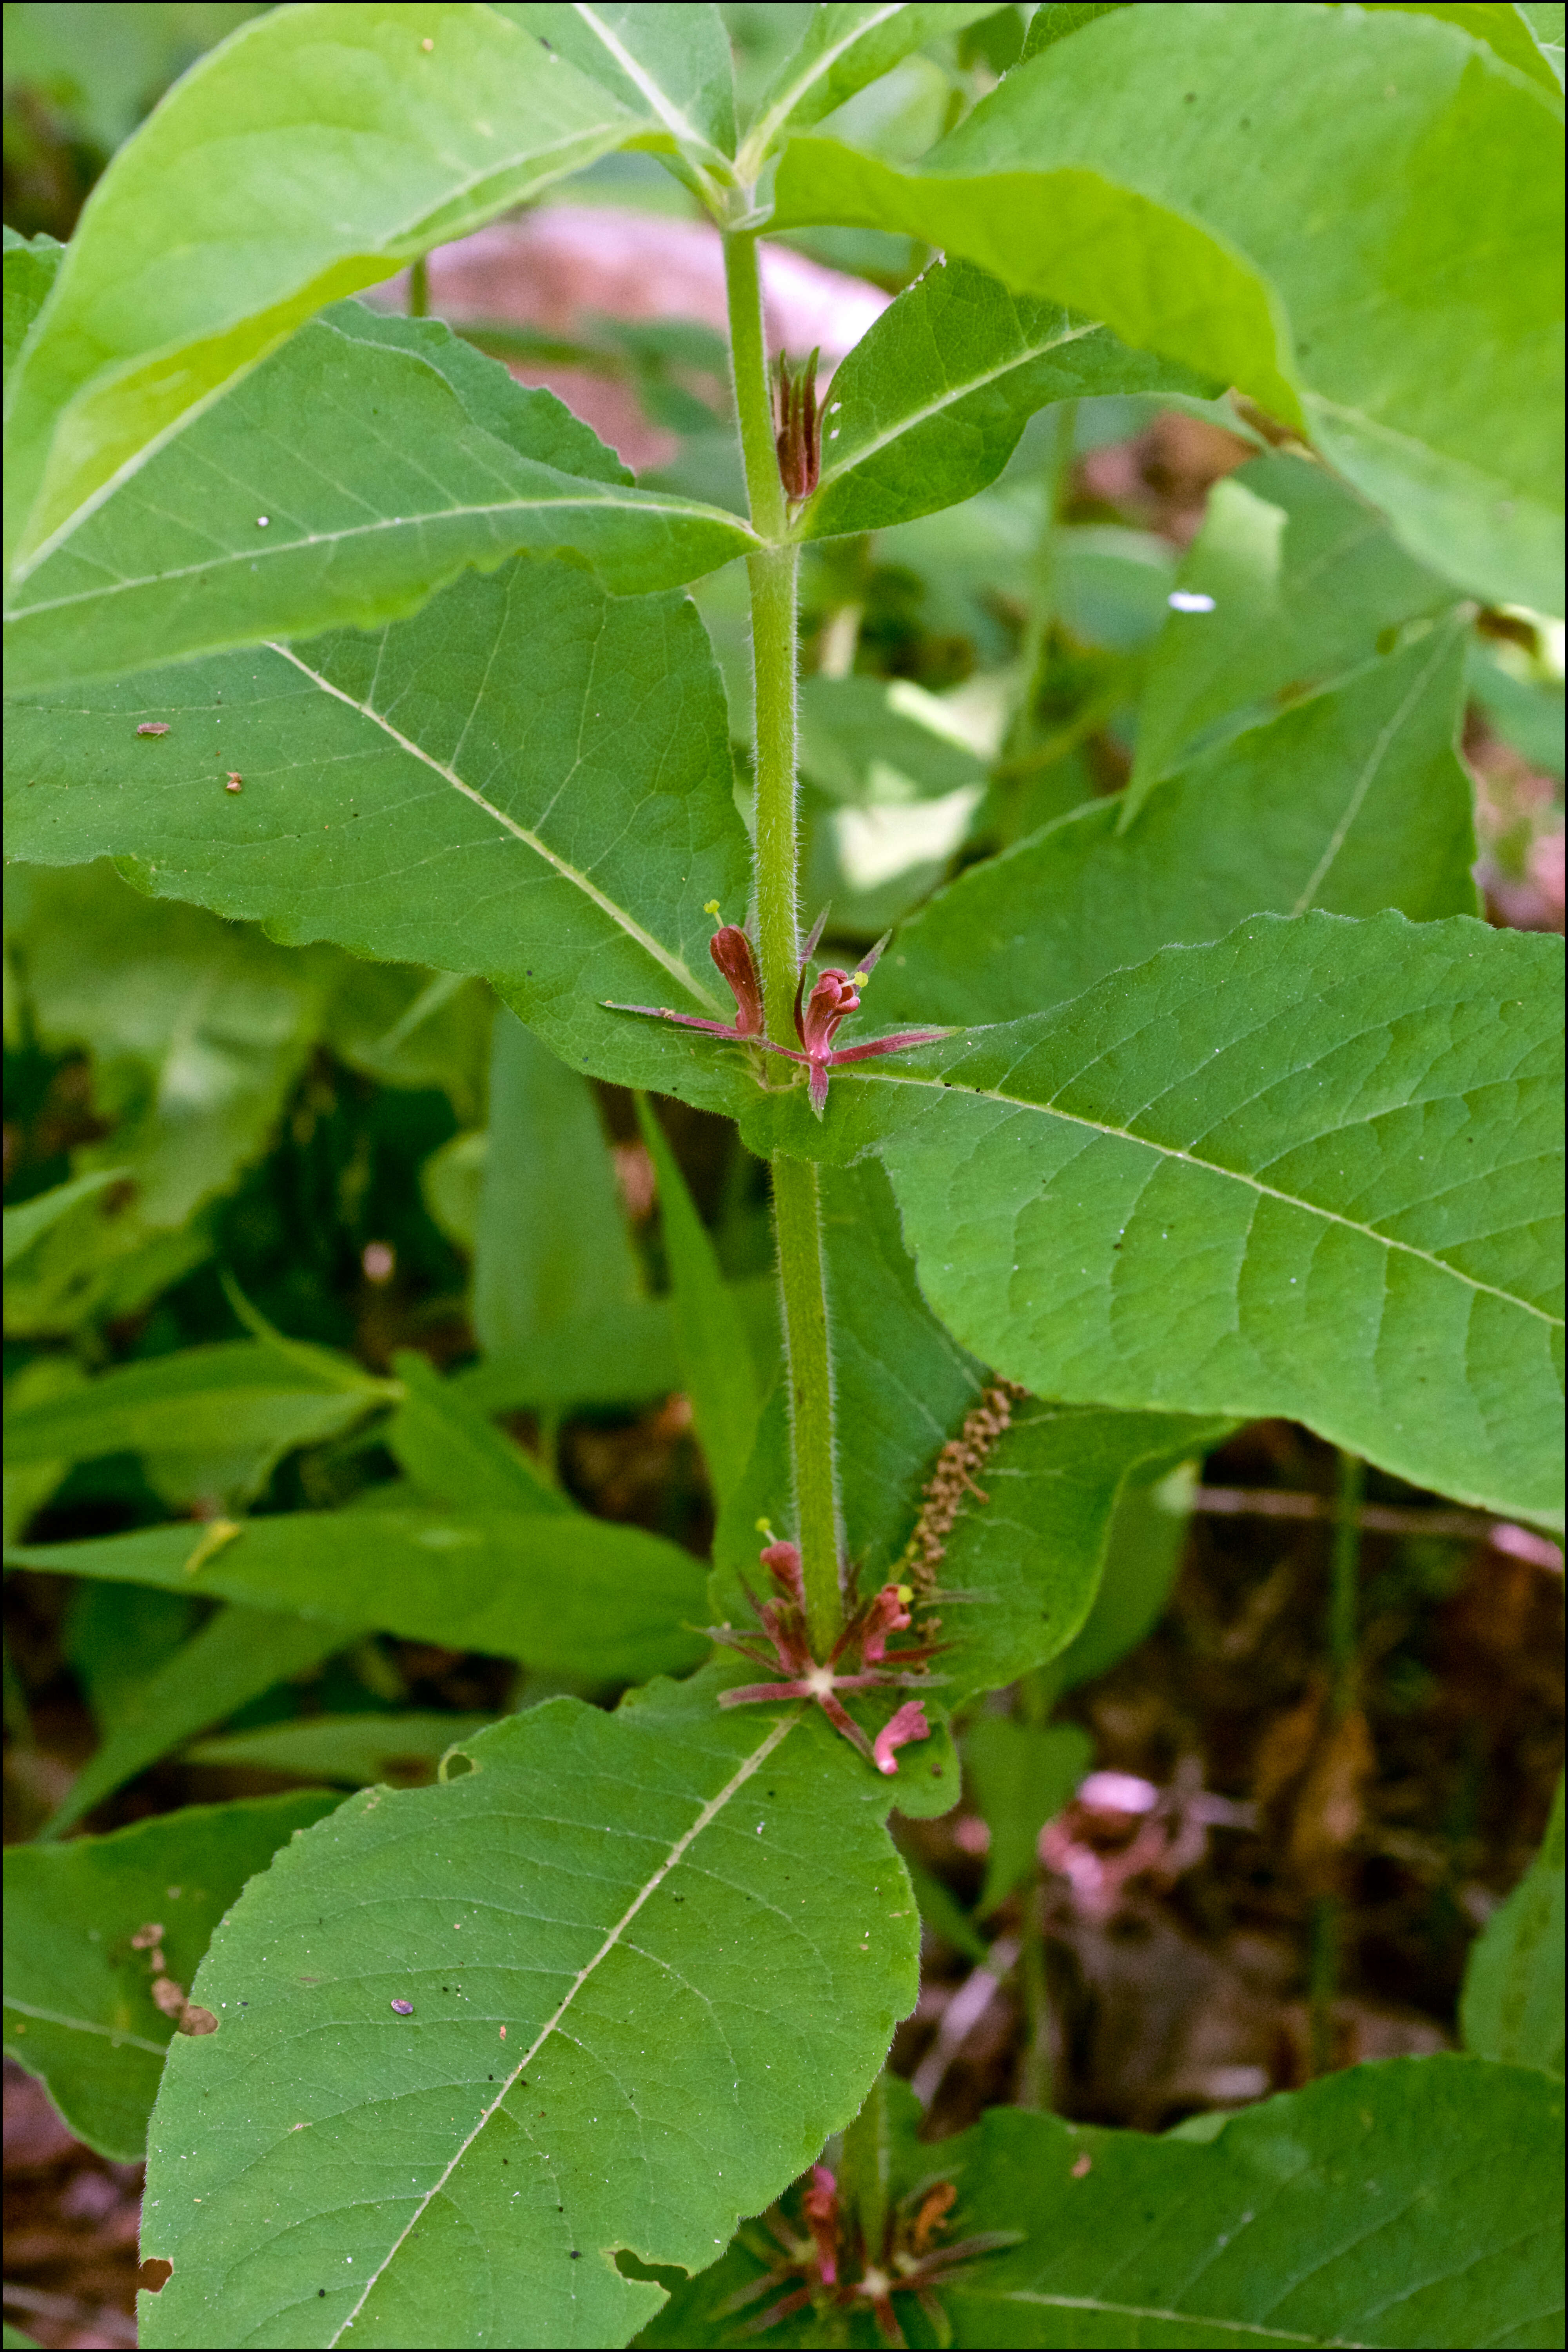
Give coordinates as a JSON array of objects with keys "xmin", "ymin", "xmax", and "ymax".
[{"xmin": 2, "ymin": 7, "xmax": 1563, "ymax": 2343}]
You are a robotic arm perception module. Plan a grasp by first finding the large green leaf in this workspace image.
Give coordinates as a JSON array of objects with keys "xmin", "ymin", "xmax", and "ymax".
[
  {"xmin": 138, "ymin": 1664, "xmax": 920, "ymax": 2349},
  {"xmin": 3, "ymin": 1339, "xmax": 388, "ymax": 1505},
  {"xmin": 748, "ymin": 913, "xmax": 1564, "ymax": 1525},
  {"xmin": 1463, "ymin": 1771, "xmax": 1566, "ymax": 2075},
  {"xmin": 185, "ymin": 1712, "xmax": 498, "ymax": 1788},
  {"xmin": 3, "ymin": 1792, "xmax": 341, "ymax": 2162},
  {"xmin": 6, "ymin": 1503, "xmax": 708, "ymax": 1683},
  {"xmin": 656, "ymin": 2056, "xmax": 1564, "ymax": 2348},
  {"xmin": 772, "ymin": 1, "xmax": 1564, "ymax": 607},
  {"xmin": 504, "ymin": 3, "xmax": 738, "ymax": 168},
  {"xmin": 934, "ymin": 1402, "xmax": 1226, "ymax": 1702},
  {"xmin": 39, "ymin": 1604, "xmax": 358, "ymax": 1842},
  {"xmin": 951, "ymin": 2060, "xmax": 1565, "ymax": 2348},
  {"xmin": 802, "ymin": 256, "xmax": 1218, "ymax": 541},
  {"xmin": 385, "ymin": 1351, "xmax": 568, "ymax": 1514},
  {"xmin": 636, "ymin": 1094, "xmax": 761, "ymax": 1506},
  {"xmin": 2, "ymin": 1167, "xmax": 127, "ymax": 1270},
  {"xmin": 4, "ymin": 2, "xmax": 646, "ymax": 579},
  {"xmin": 4, "ymin": 558, "xmax": 758, "ymax": 1117},
  {"xmin": 475, "ymin": 1007, "xmax": 644, "ymax": 1357},
  {"xmin": 5, "ymin": 301, "xmax": 758, "ymax": 693},
  {"xmin": 4, "ymin": 859, "xmax": 329, "ymax": 1229},
  {"xmin": 739, "ymin": 4, "xmax": 1002, "ymax": 169},
  {"xmin": 1387, "ymin": 1, "xmax": 1566, "ymax": 93},
  {"xmin": 1125, "ymin": 454, "xmax": 1462, "ymax": 814},
  {"xmin": 878, "ymin": 615, "xmax": 1480, "ymax": 1030}
]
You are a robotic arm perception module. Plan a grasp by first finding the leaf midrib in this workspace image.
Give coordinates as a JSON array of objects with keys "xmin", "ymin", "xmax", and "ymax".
[
  {"xmin": 570, "ymin": 1, "xmax": 724, "ymax": 164},
  {"xmin": 743, "ymin": 3, "xmax": 906, "ymax": 167},
  {"xmin": 853, "ymin": 1059, "xmax": 1563, "ymax": 1331},
  {"xmin": 812, "ymin": 316, "xmax": 1101, "ymax": 497},
  {"xmin": 7, "ymin": 488, "xmax": 754, "ymax": 622},
  {"xmin": 330, "ymin": 1707, "xmax": 800, "ymax": 2344},
  {"xmin": 269, "ymin": 642, "xmax": 726, "ymax": 1012}
]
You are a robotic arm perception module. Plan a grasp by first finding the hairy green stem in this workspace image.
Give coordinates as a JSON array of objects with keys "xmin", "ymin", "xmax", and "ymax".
[
  {"xmin": 724, "ymin": 229, "xmax": 842, "ymax": 1650},
  {"xmin": 773, "ymin": 1154, "xmax": 842, "ymax": 1653},
  {"xmin": 748, "ymin": 542, "xmax": 804, "ymax": 1039}
]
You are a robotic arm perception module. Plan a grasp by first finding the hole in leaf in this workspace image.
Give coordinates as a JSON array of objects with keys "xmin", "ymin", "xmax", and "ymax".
[{"xmin": 138, "ymin": 2261, "xmax": 172, "ymax": 2295}]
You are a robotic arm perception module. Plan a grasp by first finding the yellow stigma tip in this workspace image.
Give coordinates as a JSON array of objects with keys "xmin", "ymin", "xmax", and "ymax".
[
  {"xmin": 704, "ymin": 900, "xmax": 721, "ymax": 917},
  {"xmin": 895, "ymin": 1584, "xmax": 913, "ymax": 1605},
  {"xmin": 755, "ymin": 1517, "xmax": 775, "ymax": 1538}
]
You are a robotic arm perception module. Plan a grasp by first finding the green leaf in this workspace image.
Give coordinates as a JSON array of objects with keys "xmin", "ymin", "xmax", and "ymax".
[
  {"xmin": 635, "ymin": 1095, "xmax": 760, "ymax": 1506},
  {"xmin": 1383, "ymin": 2, "xmax": 1567, "ymax": 93},
  {"xmin": 3, "ymin": 1340, "xmax": 385, "ymax": 1507},
  {"xmin": 740, "ymin": 4, "xmax": 1002, "ymax": 167},
  {"xmin": 1042, "ymin": 1461, "xmax": 1200, "ymax": 1698},
  {"xmin": 3, "ymin": 1356, "xmax": 88, "ymax": 1543},
  {"xmin": 4, "ymin": 1791, "xmax": 341, "ymax": 2162},
  {"xmin": 751, "ymin": 913, "xmax": 1565, "ymax": 1526},
  {"xmin": 453, "ymin": 1298, "xmax": 684, "ymax": 1410},
  {"xmin": 2, "ymin": 228, "xmax": 63, "ymax": 383},
  {"xmin": 798, "ymin": 674, "xmax": 987, "ymax": 806},
  {"xmin": 966, "ymin": 1717, "xmax": 1091, "ymax": 1914},
  {"xmin": 773, "ymin": 1, "xmax": 1564, "ymax": 607},
  {"xmin": 138, "ymin": 1663, "xmax": 920, "ymax": 2349},
  {"xmin": 936, "ymin": 2057, "xmax": 1564, "ymax": 2348},
  {"xmin": 880, "ymin": 614, "xmax": 1481, "ymax": 1030},
  {"xmin": 5, "ymin": 859, "xmax": 328, "ymax": 1229},
  {"xmin": 802, "ymin": 256, "xmax": 1218, "ymax": 541},
  {"xmin": 822, "ymin": 1157, "xmax": 987, "ymax": 1579},
  {"xmin": 4, "ymin": 559, "xmax": 758, "ymax": 1120},
  {"xmin": 1124, "ymin": 455, "xmax": 1461, "ymax": 816},
  {"xmin": 476, "ymin": 1007, "xmax": 644, "ymax": 1358},
  {"xmin": 2, "ymin": 3, "xmax": 268, "ymax": 157},
  {"xmin": 1463, "ymin": 1771, "xmax": 1566, "ymax": 2075},
  {"xmin": 1020, "ymin": 2, "xmax": 1129, "ymax": 58},
  {"xmin": 2, "ymin": 1166, "xmax": 128, "ymax": 1270},
  {"xmin": 40, "ymin": 1603, "xmax": 358, "ymax": 1841},
  {"xmin": 184, "ymin": 1712, "xmax": 499, "ymax": 1787},
  {"xmin": 4, "ymin": 2, "xmax": 646, "ymax": 580},
  {"xmin": 5, "ymin": 301, "xmax": 759, "ymax": 693},
  {"xmin": 504, "ymin": 3, "xmax": 737, "ymax": 167},
  {"xmin": 1469, "ymin": 639, "xmax": 1566, "ymax": 780},
  {"xmin": 934, "ymin": 1402, "xmax": 1227, "ymax": 1702},
  {"xmin": 386, "ymin": 1350, "xmax": 566, "ymax": 1513},
  {"xmin": 64, "ymin": 1581, "xmax": 200, "ymax": 1733},
  {"xmin": 6, "ymin": 1504, "xmax": 709, "ymax": 1684}
]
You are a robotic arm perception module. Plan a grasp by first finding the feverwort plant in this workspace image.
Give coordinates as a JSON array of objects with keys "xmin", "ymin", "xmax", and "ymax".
[{"xmin": 1, "ymin": 6, "xmax": 1563, "ymax": 2347}]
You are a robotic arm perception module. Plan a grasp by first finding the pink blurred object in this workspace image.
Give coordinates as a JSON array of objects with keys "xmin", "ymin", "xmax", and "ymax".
[
  {"xmin": 1040, "ymin": 1759, "xmax": 1256, "ymax": 1923},
  {"xmin": 381, "ymin": 209, "xmax": 889, "ymax": 472}
]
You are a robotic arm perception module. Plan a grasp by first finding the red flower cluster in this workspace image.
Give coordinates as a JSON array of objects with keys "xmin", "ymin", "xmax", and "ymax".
[
  {"xmin": 724, "ymin": 2162, "xmax": 1018, "ymax": 2343},
  {"xmin": 608, "ymin": 912, "xmax": 948, "ymax": 1118},
  {"xmin": 711, "ymin": 1539, "xmax": 943, "ymax": 1775}
]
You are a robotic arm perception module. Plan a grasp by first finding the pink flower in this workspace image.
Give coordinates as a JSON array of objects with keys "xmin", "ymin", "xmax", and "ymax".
[
  {"xmin": 858, "ymin": 1583, "xmax": 913, "ymax": 1665},
  {"xmin": 873, "ymin": 1700, "xmax": 931, "ymax": 1777}
]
